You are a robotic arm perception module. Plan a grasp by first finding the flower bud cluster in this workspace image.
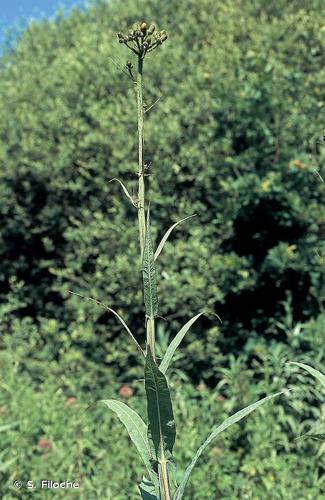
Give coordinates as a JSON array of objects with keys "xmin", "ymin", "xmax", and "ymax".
[{"xmin": 117, "ymin": 22, "xmax": 167, "ymax": 58}]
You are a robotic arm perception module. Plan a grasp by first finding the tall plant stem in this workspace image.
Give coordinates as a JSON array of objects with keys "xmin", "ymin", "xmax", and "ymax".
[
  {"xmin": 137, "ymin": 55, "xmax": 146, "ymax": 258},
  {"xmin": 136, "ymin": 54, "xmax": 156, "ymax": 360},
  {"xmin": 159, "ymin": 455, "xmax": 171, "ymax": 500},
  {"xmin": 147, "ymin": 316, "xmax": 156, "ymax": 360}
]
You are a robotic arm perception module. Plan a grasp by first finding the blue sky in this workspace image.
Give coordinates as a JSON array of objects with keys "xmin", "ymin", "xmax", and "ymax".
[{"xmin": 0, "ymin": 1, "xmax": 84, "ymax": 45}]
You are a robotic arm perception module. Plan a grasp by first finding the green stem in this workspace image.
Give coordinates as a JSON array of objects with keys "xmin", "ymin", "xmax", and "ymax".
[
  {"xmin": 136, "ymin": 42, "xmax": 170, "ymax": 498},
  {"xmin": 137, "ymin": 55, "xmax": 156, "ymax": 361},
  {"xmin": 137, "ymin": 55, "xmax": 146, "ymax": 259},
  {"xmin": 159, "ymin": 455, "xmax": 171, "ymax": 500}
]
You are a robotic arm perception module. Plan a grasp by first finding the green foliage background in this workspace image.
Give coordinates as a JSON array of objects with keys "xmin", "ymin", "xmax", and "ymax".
[{"xmin": 0, "ymin": 0, "xmax": 324, "ymax": 498}]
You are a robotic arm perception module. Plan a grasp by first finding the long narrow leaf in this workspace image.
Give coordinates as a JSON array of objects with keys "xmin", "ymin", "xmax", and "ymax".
[
  {"xmin": 69, "ymin": 291, "xmax": 144, "ymax": 357},
  {"xmin": 100, "ymin": 400, "xmax": 156, "ymax": 483},
  {"xmin": 154, "ymin": 215, "xmax": 196, "ymax": 261},
  {"xmin": 159, "ymin": 312, "xmax": 205, "ymax": 374},
  {"xmin": 174, "ymin": 391, "xmax": 284, "ymax": 500},
  {"xmin": 145, "ymin": 350, "xmax": 176, "ymax": 460},
  {"xmin": 109, "ymin": 178, "xmax": 137, "ymax": 207},
  {"xmin": 143, "ymin": 211, "xmax": 159, "ymax": 318},
  {"xmin": 290, "ymin": 362, "xmax": 325, "ymax": 389},
  {"xmin": 304, "ymin": 423, "xmax": 325, "ymax": 442}
]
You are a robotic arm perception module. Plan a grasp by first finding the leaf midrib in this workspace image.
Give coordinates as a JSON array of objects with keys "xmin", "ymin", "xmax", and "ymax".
[
  {"xmin": 148, "ymin": 359, "xmax": 164, "ymax": 458},
  {"xmin": 114, "ymin": 402, "xmax": 152, "ymax": 459}
]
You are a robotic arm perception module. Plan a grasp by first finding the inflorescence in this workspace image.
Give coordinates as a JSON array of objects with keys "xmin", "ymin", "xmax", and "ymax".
[{"xmin": 118, "ymin": 22, "xmax": 167, "ymax": 58}]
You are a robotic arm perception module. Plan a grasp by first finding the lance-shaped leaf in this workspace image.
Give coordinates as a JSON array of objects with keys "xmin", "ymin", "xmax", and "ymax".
[
  {"xmin": 69, "ymin": 291, "xmax": 144, "ymax": 357},
  {"xmin": 109, "ymin": 178, "xmax": 137, "ymax": 207},
  {"xmin": 174, "ymin": 391, "xmax": 284, "ymax": 500},
  {"xmin": 154, "ymin": 214, "xmax": 196, "ymax": 261},
  {"xmin": 143, "ymin": 210, "xmax": 159, "ymax": 318},
  {"xmin": 145, "ymin": 349, "xmax": 176, "ymax": 461},
  {"xmin": 159, "ymin": 312, "xmax": 205, "ymax": 374},
  {"xmin": 99, "ymin": 400, "xmax": 155, "ymax": 482},
  {"xmin": 299, "ymin": 422, "xmax": 325, "ymax": 442},
  {"xmin": 139, "ymin": 477, "xmax": 158, "ymax": 500},
  {"xmin": 308, "ymin": 434, "xmax": 325, "ymax": 442},
  {"xmin": 290, "ymin": 362, "xmax": 325, "ymax": 389}
]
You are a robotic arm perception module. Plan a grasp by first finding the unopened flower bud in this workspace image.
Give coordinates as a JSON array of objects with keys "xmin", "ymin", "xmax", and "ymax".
[
  {"xmin": 140, "ymin": 22, "xmax": 148, "ymax": 33},
  {"xmin": 117, "ymin": 23, "xmax": 167, "ymax": 56},
  {"xmin": 147, "ymin": 24, "xmax": 155, "ymax": 35}
]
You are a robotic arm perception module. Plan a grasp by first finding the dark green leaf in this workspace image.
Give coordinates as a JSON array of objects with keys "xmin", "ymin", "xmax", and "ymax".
[
  {"xmin": 139, "ymin": 477, "xmax": 158, "ymax": 500},
  {"xmin": 145, "ymin": 349, "xmax": 176, "ymax": 461}
]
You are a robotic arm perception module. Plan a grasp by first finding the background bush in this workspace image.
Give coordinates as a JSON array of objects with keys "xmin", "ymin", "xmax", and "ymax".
[
  {"xmin": 0, "ymin": 0, "xmax": 324, "ymax": 497},
  {"xmin": 0, "ymin": 350, "xmax": 324, "ymax": 499}
]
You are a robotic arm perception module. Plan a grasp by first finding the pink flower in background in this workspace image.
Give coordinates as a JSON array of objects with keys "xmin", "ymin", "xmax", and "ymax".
[
  {"xmin": 119, "ymin": 385, "xmax": 134, "ymax": 398},
  {"xmin": 38, "ymin": 438, "xmax": 53, "ymax": 451},
  {"xmin": 65, "ymin": 396, "xmax": 77, "ymax": 407}
]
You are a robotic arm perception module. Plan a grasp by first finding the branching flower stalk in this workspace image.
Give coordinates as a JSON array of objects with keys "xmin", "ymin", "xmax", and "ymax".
[
  {"xmin": 86, "ymin": 21, "xmax": 286, "ymax": 500},
  {"xmin": 118, "ymin": 22, "xmax": 167, "ymax": 256}
]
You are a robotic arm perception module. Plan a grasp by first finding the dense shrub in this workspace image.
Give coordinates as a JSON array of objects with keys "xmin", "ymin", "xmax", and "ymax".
[
  {"xmin": 0, "ymin": 350, "xmax": 324, "ymax": 499},
  {"xmin": 0, "ymin": 0, "xmax": 324, "ymax": 380}
]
